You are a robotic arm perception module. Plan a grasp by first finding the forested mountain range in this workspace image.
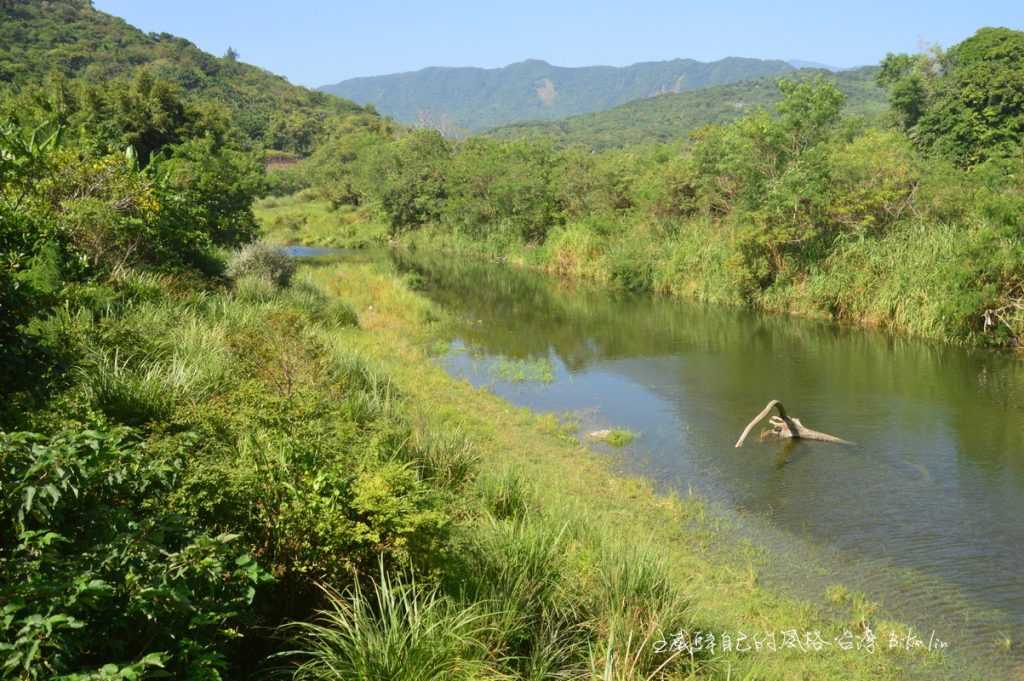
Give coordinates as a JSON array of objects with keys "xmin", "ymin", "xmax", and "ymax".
[
  {"xmin": 486, "ymin": 66, "xmax": 888, "ymax": 149},
  {"xmin": 319, "ymin": 56, "xmax": 804, "ymax": 132},
  {"xmin": 0, "ymin": 0, "xmax": 371, "ymax": 153}
]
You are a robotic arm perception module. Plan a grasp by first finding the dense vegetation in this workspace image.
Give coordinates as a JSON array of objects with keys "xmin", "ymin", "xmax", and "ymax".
[
  {"xmin": 320, "ymin": 56, "xmax": 800, "ymax": 133},
  {"xmin": 286, "ymin": 28, "xmax": 1024, "ymax": 348},
  {"xmin": 485, "ymin": 67, "xmax": 888, "ymax": 149},
  {"xmin": 1, "ymin": 2, "xmax": 1019, "ymax": 677},
  {"xmin": 0, "ymin": 36, "xmax": 921, "ymax": 680},
  {"xmin": 0, "ymin": 6, "xmax": 844, "ymax": 681},
  {"xmin": 0, "ymin": 0, "xmax": 368, "ymax": 154}
]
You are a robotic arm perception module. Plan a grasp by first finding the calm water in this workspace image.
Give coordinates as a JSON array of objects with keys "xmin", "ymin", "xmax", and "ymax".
[
  {"xmin": 391, "ymin": 250, "xmax": 1024, "ymax": 675},
  {"xmin": 282, "ymin": 245, "xmax": 346, "ymax": 257}
]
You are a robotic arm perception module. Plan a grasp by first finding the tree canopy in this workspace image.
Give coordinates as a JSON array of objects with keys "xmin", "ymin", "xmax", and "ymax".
[{"xmin": 879, "ymin": 27, "xmax": 1024, "ymax": 166}]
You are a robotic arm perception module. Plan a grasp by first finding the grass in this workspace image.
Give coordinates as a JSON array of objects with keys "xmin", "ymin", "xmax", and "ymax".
[
  {"xmin": 492, "ymin": 356, "xmax": 556, "ymax": 383},
  {"xmin": 606, "ymin": 429, "xmax": 637, "ymax": 447},
  {"xmin": 255, "ymin": 192, "xmax": 388, "ymax": 249},
  {"xmin": 279, "ymin": 570, "xmax": 496, "ymax": 681},
  {"xmin": 403, "ymin": 217, "xmax": 1024, "ymax": 348},
  {"xmin": 293, "ymin": 255, "xmax": 982, "ymax": 679},
  {"xmin": 474, "ymin": 468, "xmax": 536, "ymax": 520}
]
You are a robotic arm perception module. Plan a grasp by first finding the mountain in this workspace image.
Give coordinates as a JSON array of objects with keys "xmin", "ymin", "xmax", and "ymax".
[
  {"xmin": 485, "ymin": 67, "xmax": 888, "ymax": 149},
  {"xmin": 320, "ymin": 57, "xmax": 800, "ymax": 133},
  {"xmin": 0, "ymin": 0, "xmax": 369, "ymax": 153},
  {"xmin": 787, "ymin": 59, "xmax": 844, "ymax": 71}
]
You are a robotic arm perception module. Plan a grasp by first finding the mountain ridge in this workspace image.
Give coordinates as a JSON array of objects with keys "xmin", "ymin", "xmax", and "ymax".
[
  {"xmin": 485, "ymin": 66, "xmax": 888, "ymax": 149},
  {"xmin": 320, "ymin": 56, "xmax": 802, "ymax": 132}
]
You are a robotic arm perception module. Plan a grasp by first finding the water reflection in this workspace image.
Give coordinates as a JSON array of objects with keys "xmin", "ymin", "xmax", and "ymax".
[{"xmin": 392, "ymin": 250, "xmax": 1024, "ymax": 668}]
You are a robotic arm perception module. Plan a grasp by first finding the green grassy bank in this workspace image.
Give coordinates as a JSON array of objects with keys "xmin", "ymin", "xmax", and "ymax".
[
  {"xmin": 291, "ymin": 253, "xmax": 970, "ymax": 680},
  {"xmin": 256, "ymin": 192, "xmax": 388, "ymax": 249},
  {"xmin": 3, "ymin": 233, "xmax": 981, "ymax": 678},
  {"xmin": 399, "ymin": 213, "xmax": 1021, "ymax": 347}
]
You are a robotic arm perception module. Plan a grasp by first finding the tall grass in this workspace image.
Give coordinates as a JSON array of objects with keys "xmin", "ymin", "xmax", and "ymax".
[
  {"xmin": 78, "ymin": 297, "xmax": 237, "ymax": 424},
  {"xmin": 582, "ymin": 535, "xmax": 692, "ymax": 677},
  {"xmin": 285, "ymin": 280, "xmax": 360, "ymax": 328},
  {"xmin": 327, "ymin": 347, "xmax": 403, "ymax": 423},
  {"xmin": 278, "ymin": 571, "xmax": 496, "ymax": 681},
  {"xmin": 235, "ymin": 274, "xmax": 279, "ymax": 303},
  {"xmin": 589, "ymin": 629, "xmax": 684, "ymax": 681},
  {"xmin": 408, "ymin": 426, "xmax": 479, "ymax": 490},
  {"xmin": 794, "ymin": 220, "xmax": 1010, "ymax": 342},
  {"xmin": 474, "ymin": 468, "xmax": 536, "ymax": 520},
  {"xmin": 402, "ymin": 212, "xmax": 1022, "ymax": 346},
  {"xmin": 450, "ymin": 516, "xmax": 574, "ymax": 676},
  {"xmin": 82, "ymin": 347, "xmax": 220, "ymax": 424},
  {"xmin": 255, "ymin": 196, "xmax": 388, "ymax": 249}
]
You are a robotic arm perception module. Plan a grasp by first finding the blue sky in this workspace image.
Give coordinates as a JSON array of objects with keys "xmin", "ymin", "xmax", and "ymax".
[{"xmin": 94, "ymin": 0, "xmax": 1021, "ymax": 87}]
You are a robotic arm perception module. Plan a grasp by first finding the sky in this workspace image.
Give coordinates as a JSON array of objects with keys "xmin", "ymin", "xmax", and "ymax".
[{"xmin": 93, "ymin": 0, "xmax": 1022, "ymax": 87}]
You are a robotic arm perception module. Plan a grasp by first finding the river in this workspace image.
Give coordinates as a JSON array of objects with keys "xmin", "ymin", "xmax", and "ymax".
[{"xmin": 385, "ymin": 249, "xmax": 1024, "ymax": 676}]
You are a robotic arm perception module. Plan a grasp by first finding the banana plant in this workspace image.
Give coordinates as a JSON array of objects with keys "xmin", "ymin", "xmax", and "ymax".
[{"xmin": 0, "ymin": 119, "xmax": 63, "ymax": 212}]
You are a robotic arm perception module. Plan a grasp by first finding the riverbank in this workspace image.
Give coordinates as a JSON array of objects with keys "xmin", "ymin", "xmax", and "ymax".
[
  {"xmin": 399, "ymin": 218, "xmax": 1022, "ymax": 350},
  {"xmin": 294, "ymin": 250, "xmax": 986, "ymax": 679},
  {"xmin": 256, "ymin": 190, "xmax": 1024, "ymax": 352},
  {"xmin": 9, "ymin": 237, "xmax": 981, "ymax": 678}
]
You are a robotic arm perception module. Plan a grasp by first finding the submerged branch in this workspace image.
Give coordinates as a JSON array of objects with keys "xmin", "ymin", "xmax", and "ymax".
[{"xmin": 734, "ymin": 400, "xmax": 852, "ymax": 448}]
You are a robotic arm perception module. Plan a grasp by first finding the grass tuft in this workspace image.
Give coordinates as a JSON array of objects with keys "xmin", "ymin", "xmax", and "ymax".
[{"xmin": 278, "ymin": 570, "xmax": 495, "ymax": 681}]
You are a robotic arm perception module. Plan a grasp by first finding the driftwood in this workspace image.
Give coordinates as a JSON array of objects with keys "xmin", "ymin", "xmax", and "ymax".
[{"xmin": 734, "ymin": 400, "xmax": 852, "ymax": 448}]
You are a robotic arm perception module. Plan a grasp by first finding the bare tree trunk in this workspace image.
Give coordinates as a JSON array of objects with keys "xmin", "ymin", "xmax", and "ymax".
[{"xmin": 735, "ymin": 400, "xmax": 852, "ymax": 448}]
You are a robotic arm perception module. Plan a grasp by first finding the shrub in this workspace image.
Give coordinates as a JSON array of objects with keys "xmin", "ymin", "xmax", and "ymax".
[
  {"xmin": 0, "ymin": 427, "xmax": 269, "ymax": 680},
  {"xmin": 227, "ymin": 242, "xmax": 296, "ymax": 288},
  {"xmin": 825, "ymin": 129, "xmax": 920, "ymax": 234},
  {"xmin": 154, "ymin": 137, "xmax": 264, "ymax": 249}
]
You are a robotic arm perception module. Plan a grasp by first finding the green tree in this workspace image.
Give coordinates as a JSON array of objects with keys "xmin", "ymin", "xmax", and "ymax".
[
  {"xmin": 154, "ymin": 136, "xmax": 264, "ymax": 252},
  {"xmin": 879, "ymin": 28, "xmax": 1024, "ymax": 166},
  {"xmin": 443, "ymin": 138, "xmax": 560, "ymax": 242},
  {"xmin": 364, "ymin": 129, "xmax": 451, "ymax": 234},
  {"xmin": 76, "ymin": 70, "xmax": 202, "ymax": 165}
]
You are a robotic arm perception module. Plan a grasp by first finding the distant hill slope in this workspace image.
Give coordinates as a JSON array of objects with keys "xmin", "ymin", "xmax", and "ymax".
[
  {"xmin": 787, "ymin": 59, "xmax": 843, "ymax": 71},
  {"xmin": 485, "ymin": 67, "xmax": 888, "ymax": 149},
  {"xmin": 320, "ymin": 57, "xmax": 800, "ymax": 132},
  {"xmin": 0, "ymin": 0, "xmax": 369, "ymax": 153}
]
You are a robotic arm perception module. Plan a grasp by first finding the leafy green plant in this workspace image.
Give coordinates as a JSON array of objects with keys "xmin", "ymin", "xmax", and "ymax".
[{"xmin": 0, "ymin": 427, "xmax": 269, "ymax": 680}]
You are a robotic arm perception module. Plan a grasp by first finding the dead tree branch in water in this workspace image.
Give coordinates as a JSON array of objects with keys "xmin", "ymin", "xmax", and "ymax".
[{"xmin": 734, "ymin": 400, "xmax": 852, "ymax": 448}]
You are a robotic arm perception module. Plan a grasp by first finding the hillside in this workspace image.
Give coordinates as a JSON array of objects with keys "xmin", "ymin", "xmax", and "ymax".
[
  {"xmin": 486, "ymin": 66, "xmax": 888, "ymax": 148},
  {"xmin": 0, "ymin": 0, "xmax": 369, "ymax": 153},
  {"xmin": 320, "ymin": 56, "xmax": 799, "ymax": 132}
]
